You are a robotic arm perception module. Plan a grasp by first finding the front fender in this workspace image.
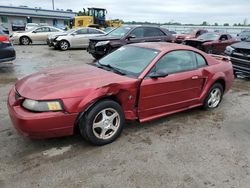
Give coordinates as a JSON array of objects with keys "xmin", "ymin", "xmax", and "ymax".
[{"xmin": 76, "ymin": 82, "xmax": 139, "ymax": 120}]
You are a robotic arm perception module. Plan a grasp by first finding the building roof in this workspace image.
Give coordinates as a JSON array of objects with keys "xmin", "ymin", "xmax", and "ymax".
[{"xmin": 0, "ymin": 5, "xmax": 77, "ymax": 19}]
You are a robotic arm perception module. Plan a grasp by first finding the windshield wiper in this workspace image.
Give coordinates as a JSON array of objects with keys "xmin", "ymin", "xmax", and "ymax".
[{"xmin": 96, "ymin": 62, "xmax": 126, "ymax": 75}]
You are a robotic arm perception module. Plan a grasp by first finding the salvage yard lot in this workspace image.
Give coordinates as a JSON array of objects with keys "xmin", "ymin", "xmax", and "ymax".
[{"xmin": 0, "ymin": 45, "xmax": 250, "ymax": 188}]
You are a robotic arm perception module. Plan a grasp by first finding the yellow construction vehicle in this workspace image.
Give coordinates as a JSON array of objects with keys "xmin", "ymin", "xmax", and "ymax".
[{"xmin": 69, "ymin": 8, "xmax": 123, "ymax": 29}]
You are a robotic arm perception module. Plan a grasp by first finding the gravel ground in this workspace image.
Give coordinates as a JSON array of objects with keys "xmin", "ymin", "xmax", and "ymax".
[{"xmin": 0, "ymin": 45, "xmax": 250, "ymax": 188}]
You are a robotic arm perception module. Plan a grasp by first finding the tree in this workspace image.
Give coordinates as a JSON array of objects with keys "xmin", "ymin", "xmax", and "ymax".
[
  {"xmin": 214, "ymin": 23, "xmax": 218, "ymax": 26},
  {"xmin": 243, "ymin": 18, "xmax": 248, "ymax": 26},
  {"xmin": 223, "ymin": 23, "xmax": 229, "ymax": 26},
  {"xmin": 201, "ymin": 21, "xmax": 209, "ymax": 26}
]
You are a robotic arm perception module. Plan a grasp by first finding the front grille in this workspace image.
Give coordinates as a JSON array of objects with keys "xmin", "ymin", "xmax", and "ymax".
[
  {"xmin": 89, "ymin": 41, "xmax": 96, "ymax": 50},
  {"xmin": 234, "ymin": 48, "xmax": 250, "ymax": 55}
]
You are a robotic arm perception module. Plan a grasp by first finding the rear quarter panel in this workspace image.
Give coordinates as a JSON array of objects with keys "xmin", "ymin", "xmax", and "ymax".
[{"xmin": 200, "ymin": 56, "xmax": 234, "ymax": 101}]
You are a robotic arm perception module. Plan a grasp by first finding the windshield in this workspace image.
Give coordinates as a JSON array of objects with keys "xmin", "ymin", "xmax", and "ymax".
[
  {"xmin": 239, "ymin": 31, "xmax": 250, "ymax": 37},
  {"xmin": 197, "ymin": 33, "xmax": 219, "ymax": 40},
  {"xmin": 98, "ymin": 46, "xmax": 159, "ymax": 77},
  {"xmin": 107, "ymin": 26, "xmax": 131, "ymax": 38},
  {"xmin": 66, "ymin": 28, "xmax": 77, "ymax": 34}
]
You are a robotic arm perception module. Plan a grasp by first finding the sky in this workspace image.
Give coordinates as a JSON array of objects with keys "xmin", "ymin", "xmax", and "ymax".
[{"xmin": 0, "ymin": 0, "xmax": 249, "ymax": 25}]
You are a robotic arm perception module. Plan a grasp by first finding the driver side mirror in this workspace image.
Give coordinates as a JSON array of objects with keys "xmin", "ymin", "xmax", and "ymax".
[
  {"xmin": 71, "ymin": 33, "xmax": 76, "ymax": 36},
  {"xmin": 127, "ymin": 34, "xmax": 136, "ymax": 40},
  {"xmin": 32, "ymin": 31, "xmax": 37, "ymax": 33},
  {"xmin": 148, "ymin": 70, "xmax": 168, "ymax": 79}
]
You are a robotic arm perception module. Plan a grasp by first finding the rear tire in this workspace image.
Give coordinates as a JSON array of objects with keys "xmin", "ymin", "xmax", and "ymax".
[
  {"xmin": 203, "ymin": 83, "xmax": 223, "ymax": 110},
  {"xmin": 79, "ymin": 100, "xmax": 125, "ymax": 146}
]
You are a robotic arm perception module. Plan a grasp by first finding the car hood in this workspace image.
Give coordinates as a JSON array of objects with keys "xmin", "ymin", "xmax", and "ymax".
[
  {"xmin": 15, "ymin": 64, "xmax": 136, "ymax": 100},
  {"xmin": 176, "ymin": 34, "xmax": 194, "ymax": 39},
  {"xmin": 231, "ymin": 41, "xmax": 250, "ymax": 50},
  {"xmin": 48, "ymin": 32, "xmax": 67, "ymax": 39},
  {"xmin": 185, "ymin": 38, "xmax": 213, "ymax": 43},
  {"xmin": 90, "ymin": 35, "xmax": 121, "ymax": 41}
]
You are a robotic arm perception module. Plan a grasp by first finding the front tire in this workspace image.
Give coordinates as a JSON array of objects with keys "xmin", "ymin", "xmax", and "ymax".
[
  {"xmin": 20, "ymin": 36, "xmax": 31, "ymax": 45},
  {"xmin": 59, "ymin": 40, "xmax": 69, "ymax": 51},
  {"xmin": 203, "ymin": 83, "xmax": 223, "ymax": 110},
  {"xmin": 79, "ymin": 100, "xmax": 125, "ymax": 145},
  {"xmin": 91, "ymin": 54, "xmax": 103, "ymax": 60}
]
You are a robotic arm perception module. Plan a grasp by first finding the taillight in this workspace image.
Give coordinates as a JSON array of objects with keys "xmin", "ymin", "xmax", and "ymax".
[{"xmin": 0, "ymin": 36, "xmax": 10, "ymax": 43}]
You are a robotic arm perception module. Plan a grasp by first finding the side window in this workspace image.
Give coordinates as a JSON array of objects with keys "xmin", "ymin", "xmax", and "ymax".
[
  {"xmin": 75, "ymin": 29, "xmax": 88, "ymax": 35},
  {"xmin": 50, "ymin": 28, "xmax": 59, "ymax": 32},
  {"xmin": 88, "ymin": 28, "xmax": 103, "ymax": 34},
  {"xmin": 196, "ymin": 31, "xmax": 201, "ymax": 37},
  {"xmin": 144, "ymin": 28, "xmax": 165, "ymax": 37},
  {"xmin": 152, "ymin": 50, "xmax": 197, "ymax": 74},
  {"xmin": 130, "ymin": 28, "xmax": 144, "ymax": 38},
  {"xmin": 219, "ymin": 35, "xmax": 228, "ymax": 41},
  {"xmin": 227, "ymin": 34, "xmax": 232, "ymax": 39},
  {"xmin": 35, "ymin": 27, "xmax": 50, "ymax": 33},
  {"xmin": 195, "ymin": 53, "xmax": 207, "ymax": 68}
]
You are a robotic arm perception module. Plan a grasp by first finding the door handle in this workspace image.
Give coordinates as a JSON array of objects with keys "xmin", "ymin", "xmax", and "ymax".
[{"xmin": 191, "ymin": 76, "xmax": 199, "ymax": 80}]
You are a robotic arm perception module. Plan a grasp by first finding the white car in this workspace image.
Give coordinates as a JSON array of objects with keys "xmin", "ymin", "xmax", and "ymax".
[
  {"xmin": 50, "ymin": 27, "xmax": 106, "ymax": 50},
  {"xmin": 25, "ymin": 23, "xmax": 39, "ymax": 31},
  {"xmin": 11, "ymin": 26, "xmax": 63, "ymax": 45}
]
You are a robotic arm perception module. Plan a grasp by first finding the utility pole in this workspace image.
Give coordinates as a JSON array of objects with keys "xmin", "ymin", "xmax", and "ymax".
[{"xmin": 52, "ymin": 0, "xmax": 55, "ymax": 10}]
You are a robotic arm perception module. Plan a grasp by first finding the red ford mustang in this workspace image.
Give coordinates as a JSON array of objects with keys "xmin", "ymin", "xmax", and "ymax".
[{"xmin": 8, "ymin": 43, "xmax": 234, "ymax": 145}]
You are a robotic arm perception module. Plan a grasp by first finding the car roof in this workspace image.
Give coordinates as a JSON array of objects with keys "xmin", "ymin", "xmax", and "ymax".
[
  {"xmin": 130, "ymin": 42, "xmax": 198, "ymax": 52},
  {"xmin": 121, "ymin": 25, "xmax": 161, "ymax": 29}
]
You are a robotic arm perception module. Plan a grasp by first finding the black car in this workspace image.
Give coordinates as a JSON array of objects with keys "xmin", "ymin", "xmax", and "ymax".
[
  {"xmin": 87, "ymin": 25, "xmax": 174, "ymax": 59},
  {"xmin": 0, "ymin": 30, "xmax": 16, "ymax": 63},
  {"xmin": 0, "ymin": 24, "xmax": 9, "ymax": 35},
  {"xmin": 11, "ymin": 21, "xmax": 25, "ymax": 31},
  {"xmin": 224, "ymin": 37, "xmax": 250, "ymax": 78}
]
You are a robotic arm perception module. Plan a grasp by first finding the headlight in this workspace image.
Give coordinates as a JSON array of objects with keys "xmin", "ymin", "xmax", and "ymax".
[
  {"xmin": 22, "ymin": 99, "xmax": 63, "ymax": 112},
  {"xmin": 225, "ymin": 46, "xmax": 235, "ymax": 54},
  {"xmin": 95, "ymin": 41, "xmax": 110, "ymax": 47}
]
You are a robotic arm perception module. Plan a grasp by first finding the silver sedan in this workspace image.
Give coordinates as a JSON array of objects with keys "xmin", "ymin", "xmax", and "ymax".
[
  {"xmin": 49, "ymin": 28, "xmax": 106, "ymax": 50},
  {"xmin": 11, "ymin": 26, "xmax": 63, "ymax": 45}
]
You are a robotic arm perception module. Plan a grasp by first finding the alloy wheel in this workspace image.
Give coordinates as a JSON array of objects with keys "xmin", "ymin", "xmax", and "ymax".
[
  {"xmin": 207, "ymin": 88, "xmax": 222, "ymax": 108},
  {"xmin": 92, "ymin": 108, "xmax": 120, "ymax": 140}
]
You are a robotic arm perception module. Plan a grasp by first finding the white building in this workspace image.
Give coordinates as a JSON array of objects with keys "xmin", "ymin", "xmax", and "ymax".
[{"xmin": 0, "ymin": 5, "xmax": 76, "ymax": 30}]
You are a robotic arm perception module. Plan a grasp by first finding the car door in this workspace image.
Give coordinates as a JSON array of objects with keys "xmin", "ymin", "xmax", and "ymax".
[
  {"xmin": 138, "ymin": 50, "xmax": 206, "ymax": 121},
  {"xmin": 126, "ymin": 27, "xmax": 146, "ymax": 44},
  {"xmin": 143, "ymin": 27, "xmax": 166, "ymax": 42},
  {"xmin": 31, "ymin": 27, "xmax": 51, "ymax": 42},
  {"xmin": 70, "ymin": 28, "xmax": 88, "ymax": 48}
]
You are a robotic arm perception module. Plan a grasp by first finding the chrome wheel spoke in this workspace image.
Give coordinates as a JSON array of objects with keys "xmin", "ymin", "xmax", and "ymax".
[
  {"xmin": 93, "ymin": 120, "xmax": 104, "ymax": 129},
  {"xmin": 99, "ymin": 128, "xmax": 107, "ymax": 139},
  {"xmin": 108, "ymin": 112, "xmax": 118, "ymax": 122}
]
